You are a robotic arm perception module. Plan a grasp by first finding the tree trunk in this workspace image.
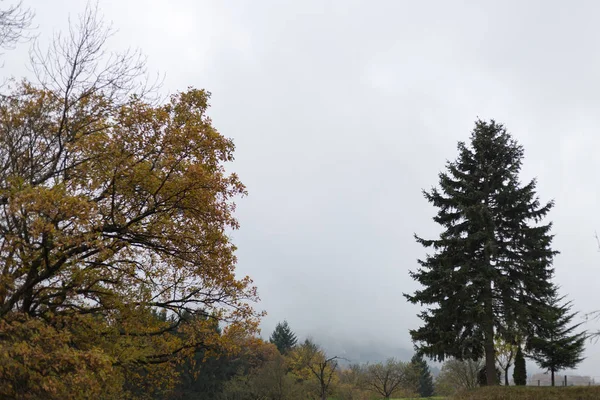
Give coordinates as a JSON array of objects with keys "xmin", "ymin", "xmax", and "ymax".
[
  {"xmin": 504, "ymin": 366, "xmax": 509, "ymax": 386},
  {"xmin": 483, "ymin": 283, "xmax": 496, "ymax": 386},
  {"xmin": 481, "ymin": 200, "xmax": 497, "ymax": 387},
  {"xmin": 485, "ymin": 335, "xmax": 496, "ymax": 385},
  {"xmin": 551, "ymin": 369, "xmax": 555, "ymax": 387}
]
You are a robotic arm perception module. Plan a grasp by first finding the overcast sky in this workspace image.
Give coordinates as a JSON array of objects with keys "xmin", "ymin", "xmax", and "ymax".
[{"xmin": 11, "ymin": 0, "xmax": 600, "ymax": 376}]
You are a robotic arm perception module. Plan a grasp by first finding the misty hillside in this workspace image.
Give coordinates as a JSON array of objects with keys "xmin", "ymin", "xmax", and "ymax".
[{"xmin": 314, "ymin": 335, "xmax": 441, "ymax": 375}]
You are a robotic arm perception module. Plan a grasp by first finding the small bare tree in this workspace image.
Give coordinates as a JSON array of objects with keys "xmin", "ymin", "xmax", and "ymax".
[
  {"xmin": 363, "ymin": 358, "xmax": 412, "ymax": 399},
  {"xmin": 436, "ymin": 358, "xmax": 483, "ymax": 392}
]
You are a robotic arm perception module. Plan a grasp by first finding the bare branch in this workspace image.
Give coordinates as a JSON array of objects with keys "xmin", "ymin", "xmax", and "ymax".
[
  {"xmin": 0, "ymin": 1, "xmax": 34, "ymax": 50},
  {"xmin": 29, "ymin": 0, "xmax": 161, "ymax": 108}
]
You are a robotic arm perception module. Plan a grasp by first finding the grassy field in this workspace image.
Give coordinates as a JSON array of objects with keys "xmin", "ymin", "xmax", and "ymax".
[
  {"xmin": 388, "ymin": 386, "xmax": 600, "ymax": 399},
  {"xmin": 361, "ymin": 386, "xmax": 600, "ymax": 400},
  {"xmin": 449, "ymin": 386, "xmax": 600, "ymax": 399}
]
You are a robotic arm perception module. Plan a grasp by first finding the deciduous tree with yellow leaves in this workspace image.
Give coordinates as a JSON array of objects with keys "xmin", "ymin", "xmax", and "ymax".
[
  {"xmin": 289, "ymin": 339, "xmax": 340, "ymax": 400},
  {"xmin": 0, "ymin": 4, "xmax": 261, "ymax": 399}
]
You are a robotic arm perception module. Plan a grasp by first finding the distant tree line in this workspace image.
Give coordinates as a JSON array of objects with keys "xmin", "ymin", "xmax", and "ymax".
[{"xmin": 140, "ymin": 319, "xmax": 441, "ymax": 399}]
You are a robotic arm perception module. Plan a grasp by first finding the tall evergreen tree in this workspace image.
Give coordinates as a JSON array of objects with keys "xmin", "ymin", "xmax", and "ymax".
[
  {"xmin": 269, "ymin": 320, "xmax": 298, "ymax": 354},
  {"xmin": 410, "ymin": 353, "xmax": 435, "ymax": 397},
  {"xmin": 405, "ymin": 120, "xmax": 557, "ymax": 385},
  {"xmin": 527, "ymin": 294, "xmax": 586, "ymax": 386},
  {"xmin": 513, "ymin": 346, "xmax": 527, "ymax": 385}
]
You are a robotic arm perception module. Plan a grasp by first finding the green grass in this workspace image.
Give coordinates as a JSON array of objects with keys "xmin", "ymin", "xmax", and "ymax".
[{"xmin": 450, "ymin": 386, "xmax": 600, "ymax": 400}]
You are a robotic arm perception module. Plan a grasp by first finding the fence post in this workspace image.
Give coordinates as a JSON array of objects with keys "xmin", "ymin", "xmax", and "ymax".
[{"xmin": 538, "ymin": 380, "xmax": 540, "ymax": 386}]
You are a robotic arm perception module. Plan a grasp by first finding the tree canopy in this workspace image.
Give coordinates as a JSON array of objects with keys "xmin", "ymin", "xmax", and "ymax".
[
  {"xmin": 410, "ymin": 353, "xmax": 435, "ymax": 397},
  {"xmin": 435, "ymin": 358, "xmax": 483, "ymax": 393},
  {"xmin": 269, "ymin": 320, "xmax": 298, "ymax": 354},
  {"xmin": 362, "ymin": 358, "xmax": 413, "ymax": 399},
  {"xmin": 495, "ymin": 336, "xmax": 518, "ymax": 386},
  {"xmin": 528, "ymin": 294, "xmax": 586, "ymax": 386},
  {"xmin": 405, "ymin": 119, "xmax": 557, "ymax": 385},
  {"xmin": 0, "ymin": 5, "xmax": 260, "ymax": 398},
  {"xmin": 289, "ymin": 339, "xmax": 340, "ymax": 400},
  {"xmin": 513, "ymin": 346, "xmax": 527, "ymax": 386}
]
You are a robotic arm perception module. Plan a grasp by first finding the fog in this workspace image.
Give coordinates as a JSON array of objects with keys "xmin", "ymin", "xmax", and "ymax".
[{"xmin": 15, "ymin": 0, "xmax": 600, "ymax": 378}]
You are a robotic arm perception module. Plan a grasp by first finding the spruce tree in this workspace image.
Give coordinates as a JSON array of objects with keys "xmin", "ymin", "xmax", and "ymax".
[
  {"xmin": 405, "ymin": 120, "xmax": 557, "ymax": 385},
  {"xmin": 527, "ymin": 294, "xmax": 586, "ymax": 386},
  {"xmin": 269, "ymin": 320, "xmax": 298, "ymax": 354},
  {"xmin": 410, "ymin": 353, "xmax": 435, "ymax": 397},
  {"xmin": 513, "ymin": 346, "xmax": 527, "ymax": 385}
]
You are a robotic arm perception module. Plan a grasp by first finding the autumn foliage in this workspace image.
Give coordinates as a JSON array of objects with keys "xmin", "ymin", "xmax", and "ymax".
[{"xmin": 0, "ymin": 6, "xmax": 260, "ymax": 398}]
